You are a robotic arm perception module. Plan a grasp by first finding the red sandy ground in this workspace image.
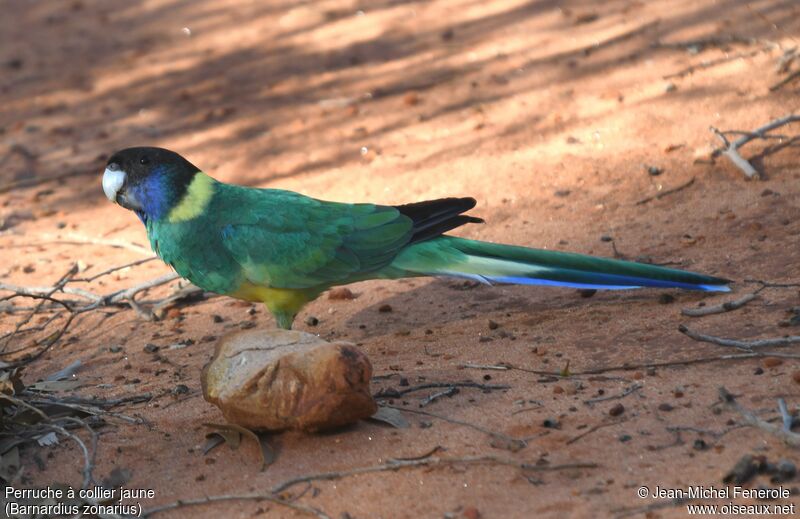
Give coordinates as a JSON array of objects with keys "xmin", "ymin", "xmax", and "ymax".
[{"xmin": 2, "ymin": 0, "xmax": 800, "ymax": 517}]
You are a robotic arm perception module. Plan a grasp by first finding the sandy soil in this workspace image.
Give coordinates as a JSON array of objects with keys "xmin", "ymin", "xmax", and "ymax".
[{"xmin": 2, "ymin": 0, "xmax": 800, "ymax": 517}]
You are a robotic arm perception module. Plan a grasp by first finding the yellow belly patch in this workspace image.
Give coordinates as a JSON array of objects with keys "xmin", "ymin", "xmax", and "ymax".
[{"xmin": 230, "ymin": 282, "xmax": 310, "ymax": 315}]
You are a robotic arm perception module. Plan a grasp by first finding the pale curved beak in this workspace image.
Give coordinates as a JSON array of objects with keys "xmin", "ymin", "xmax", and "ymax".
[{"xmin": 102, "ymin": 167, "xmax": 125, "ymax": 203}]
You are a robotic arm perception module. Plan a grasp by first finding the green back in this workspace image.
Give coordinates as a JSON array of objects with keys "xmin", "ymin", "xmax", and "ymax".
[{"xmin": 147, "ymin": 184, "xmax": 415, "ymax": 293}]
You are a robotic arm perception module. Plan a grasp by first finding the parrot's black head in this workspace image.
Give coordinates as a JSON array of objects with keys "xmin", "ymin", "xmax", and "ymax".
[{"xmin": 103, "ymin": 147, "xmax": 200, "ymax": 222}]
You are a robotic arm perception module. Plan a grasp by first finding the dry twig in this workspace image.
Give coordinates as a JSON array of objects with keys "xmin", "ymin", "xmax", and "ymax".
[
  {"xmin": 374, "ymin": 381, "xmax": 508, "ymax": 399},
  {"xmin": 718, "ymin": 387, "xmax": 800, "ymax": 448},
  {"xmin": 566, "ymin": 419, "xmax": 626, "ymax": 445},
  {"xmin": 681, "ymin": 288, "xmax": 762, "ymax": 317},
  {"xmin": 664, "ymin": 46, "xmax": 773, "ymax": 80},
  {"xmin": 678, "ymin": 324, "xmax": 800, "ymax": 351},
  {"xmin": 271, "ymin": 454, "xmax": 598, "ymax": 494},
  {"xmin": 711, "ymin": 114, "xmax": 800, "ymax": 179},
  {"xmin": 584, "ymin": 383, "xmax": 642, "ymax": 405},
  {"xmin": 384, "ymin": 404, "xmax": 527, "ymax": 449}
]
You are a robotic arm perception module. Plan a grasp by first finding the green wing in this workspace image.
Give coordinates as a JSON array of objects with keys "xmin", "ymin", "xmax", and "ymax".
[{"xmin": 214, "ymin": 186, "xmax": 414, "ymax": 289}]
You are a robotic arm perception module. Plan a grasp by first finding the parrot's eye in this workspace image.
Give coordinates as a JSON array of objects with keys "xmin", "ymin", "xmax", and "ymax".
[{"xmin": 139, "ymin": 156, "xmax": 150, "ymax": 165}]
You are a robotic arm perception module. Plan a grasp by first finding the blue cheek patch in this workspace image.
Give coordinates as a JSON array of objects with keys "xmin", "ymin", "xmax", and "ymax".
[{"xmin": 130, "ymin": 167, "xmax": 170, "ymax": 221}]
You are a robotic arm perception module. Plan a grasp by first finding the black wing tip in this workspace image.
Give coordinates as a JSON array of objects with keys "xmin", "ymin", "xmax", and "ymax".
[{"xmin": 394, "ymin": 196, "xmax": 482, "ymax": 243}]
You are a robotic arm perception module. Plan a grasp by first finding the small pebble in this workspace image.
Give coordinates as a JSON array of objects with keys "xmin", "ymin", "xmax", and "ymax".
[
  {"xmin": 462, "ymin": 506, "xmax": 481, "ymax": 519},
  {"xmin": 609, "ymin": 403, "xmax": 625, "ymax": 416},
  {"xmin": 693, "ymin": 439, "xmax": 708, "ymax": 451},
  {"xmin": 328, "ymin": 287, "xmax": 356, "ymax": 300},
  {"xmin": 143, "ymin": 343, "xmax": 160, "ymax": 353},
  {"xmin": 212, "ymin": 315, "xmax": 224, "ymax": 323},
  {"xmin": 543, "ymin": 418, "xmax": 561, "ymax": 429},
  {"xmin": 171, "ymin": 384, "xmax": 190, "ymax": 395},
  {"xmin": 618, "ymin": 434, "xmax": 632, "ymax": 443},
  {"xmin": 553, "ymin": 385, "xmax": 564, "ymax": 394},
  {"xmin": 763, "ymin": 357, "xmax": 783, "ymax": 368},
  {"xmin": 109, "ymin": 345, "xmax": 123, "ymax": 353},
  {"xmin": 754, "ymin": 367, "xmax": 764, "ymax": 375},
  {"xmin": 658, "ymin": 403, "xmax": 674, "ymax": 412},
  {"xmin": 646, "ymin": 367, "xmax": 657, "ymax": 376},
  {"xmin": 378, "ymin": 304, "xmax": 393, "ymax": 313},
  {"xmin": 646, "ymin": 165, "xmax": 663, "ymax": 176},
  {"xmin": 487, "ymin": 319, "xmax": 499, "ymax": 330},
  {"xmin": 402, "ymin": 92, "xmax": 420, "ymax": 106}
]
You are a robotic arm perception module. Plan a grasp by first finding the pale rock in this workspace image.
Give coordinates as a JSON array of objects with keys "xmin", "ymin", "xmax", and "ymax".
[{"xmin": 202, "ymin": 329, "xmax": 376, "ymax": 431}]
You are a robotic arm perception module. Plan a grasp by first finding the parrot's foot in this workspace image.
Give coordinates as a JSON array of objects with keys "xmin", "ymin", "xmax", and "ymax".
[{"xmin": 274, "ymin": 312, "xmax": 296, "ymax": 330}]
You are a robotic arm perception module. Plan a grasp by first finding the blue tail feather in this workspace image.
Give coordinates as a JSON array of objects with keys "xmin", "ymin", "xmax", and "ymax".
[{"xmin": 488, "ymin": 275, "xmax": 730, "ymax": 292}]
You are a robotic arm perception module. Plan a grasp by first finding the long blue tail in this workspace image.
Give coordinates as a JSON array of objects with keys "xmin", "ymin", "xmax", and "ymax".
[{"xmin": 389, "ymin": 237, "xmax": 731, "ymax": 292}]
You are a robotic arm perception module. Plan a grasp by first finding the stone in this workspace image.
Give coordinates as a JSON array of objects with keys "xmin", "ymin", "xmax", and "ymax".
[{"xmin": 202, "ymin": 329, "xmax": 376, "ymax": 431}]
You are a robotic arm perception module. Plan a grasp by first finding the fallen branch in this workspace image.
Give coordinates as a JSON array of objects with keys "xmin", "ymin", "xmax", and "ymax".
[
  {"xmin": 664, "ymin": 46, "xmax": 772, "ymax": 80},
  {"xmin": 770, "ymin": 69, "xmax": 800, "ymax": 91},
  {"xmin": 511, "ymin": 402, "xmax": 543, "ymax": 415},
  {"xmin": 419, "ymin": 387, "xmax": 458, "ymax": 407},
  {"xmin": 459, "ymin": 363, "xmax": 510, "ymax": 371},
  {"xmin": 566, "ymin": 419, "xmax": 626, "ymax": 445},
  {"xmin": 0, "ymin": 271, "xmax": 184, "ymax": 327},
  {"xmin": 666, "ymin": 424, "xmax": 745, "ymax": 439},
  {"xmin": 374, "ymin": 381, "xmax": 509, "ymax": 399},
  {"xmin": 571, "ymin": 350, "xmax": 800, "ymax": 375},
  {"xmin": 678, "ymin": 324, "xmax": 800, "ymax": 351},
  {"xmin": 653, "ymin": 34, "xmax": 763, "ymax": 51},
  {"xmin": 1, "ymin": 265, "xmax": 77, "ymax": 349},
  {"xmin": 0, "ymin": 395, "xmax": 96, "ymax": 489},
  {"xmin": 584, "ymin": 384, "xmax": 642, "ymax": 406},
  {"xmin": 383, "ymin": 405, "xmax": 527, "ymax": 450},
  {"xmin": 681, "ymin": 288, "xmax": 762, "ymax": 317},
  {"xmin": 271, "ymin": 455, "xmax": 598, "ymax": 495},
  {"xmin": 711, "ymin": 114, "xmax": 800, "ymax": 179},
  {"xmin": 72, "ymin": 257, "xmax": 158, "ymax": 283},
  {"xmin": 718, "ymin": 387, "xmax": 800, "ymax": 448}
]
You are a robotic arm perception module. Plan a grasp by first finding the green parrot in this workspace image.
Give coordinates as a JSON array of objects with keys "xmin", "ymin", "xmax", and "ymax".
[{"xmin": 102, "ymin": 147, "xmax": 730, "ymax": 329}]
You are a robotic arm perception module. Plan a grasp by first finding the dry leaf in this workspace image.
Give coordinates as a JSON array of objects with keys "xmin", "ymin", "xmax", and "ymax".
[
  {"xmin": 203, "ymin": 423, "xmax": 274, "ymax": 471},
  {"xmin": 369, "ymin": 407, "xmax": 410, "ymax": 428}
]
